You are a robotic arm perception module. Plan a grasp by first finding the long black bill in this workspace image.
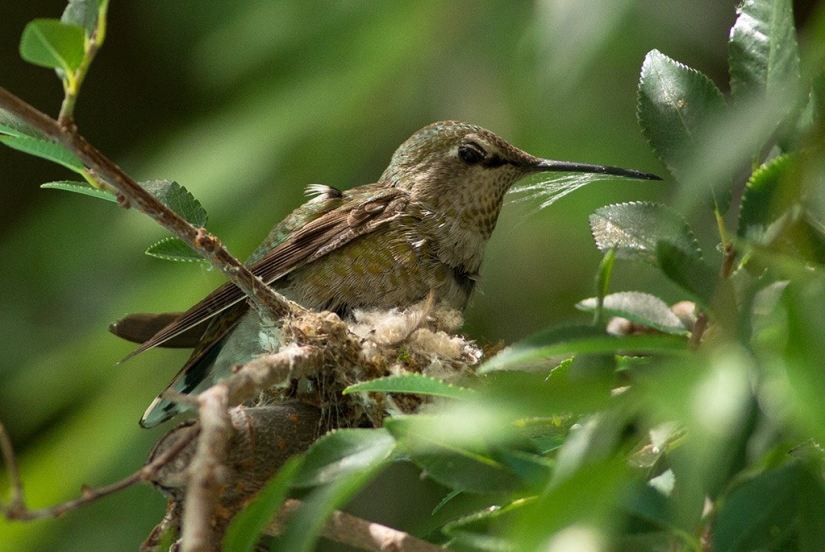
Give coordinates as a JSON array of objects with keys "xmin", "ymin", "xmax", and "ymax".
[{"xmin": 533, "ymin": 159, "xmax": 661, "ymax": 181}]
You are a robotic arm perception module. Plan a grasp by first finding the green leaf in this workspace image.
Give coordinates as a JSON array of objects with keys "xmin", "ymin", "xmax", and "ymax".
[
  {"xmin": 593, "ymin": 248, "xmax": 617, "ymax": 324},
  {"xmin": 141, "ymin": 180, "xmax": 208, "ymax": 226},
  {"xmin": 481, "ymin": 324, "xmax": 688, "ymax": 373},
  {"xmin": 781, "ymin": 278, "xmax": 825, "ymax": 444},
  {"xmin": 145, "ymin": 237, "xmax": 206, "ymax": 263},
  {"xmin": 509, "ymin": 459, "xmax": 627, "ymax": 550},
  {"xmin": 713, "ymin": 463, "xmax": 802, "ymax": 552},
  {"xmin": 442, "ymin": 499, "xmax": 529, "ymax": 551},
  {"xmin": 385, "ymin": 416, "xmax": 528, "ymax": 493},
  {"xmin": 737, "ymin": 154, "xmax": 795, "ymax": 240},
  {"xmin": 224, "ymin": 456, "xmax": 302, "ymax": 552},
  {"xmin": 291, "ymin": 428, "xmax": 395, "ymax": 488},
  {"xmin": 576, "ymin": 291, "xmax": 689, "ymax": 336},
  {"xmin": 655, "ymin": 241, "xmax": 721, "ymax": 311},
  {"xmin": 0, "ymin": 113, "xmax": 43, "ymax": 140},
  {"xmin": 274, "ymin": 441, "xmax": 389, "ymax": 552},
  {"xmin": 638, "ymin": 50, "xmax": 727, "ymax": 183},
  {"xmin": 589, "ymin": 202, "xmax": 701, "ymax": 265},
  {"xmin": 40, "ymin": 180, "xmax": 117, "ymax": 202},
  {"xmin": 729, "ymin": 0, "xmax": 801, "ymax": 103},
  {"xmin": 343, "ymin": 373, "xmax": 472, "ymax": 399},
  {"xmin": 20, "ymin": 19, "xmax": 86, "ymax": 72},
  {"xmin": 61, "ymin": 0, "xmax": 99, "ymax": 37},
  {"xmin": 0, "ymin": 134, "xmax": 83, "ymax": 171}
]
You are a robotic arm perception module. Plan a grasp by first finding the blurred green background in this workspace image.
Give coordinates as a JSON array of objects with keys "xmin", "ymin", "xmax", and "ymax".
[{"xmin": 0, "ymin": 1, "xmax": 817, "ymax": 550}]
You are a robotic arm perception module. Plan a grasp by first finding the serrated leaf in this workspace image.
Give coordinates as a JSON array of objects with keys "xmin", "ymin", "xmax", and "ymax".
[
  {"xmin": 141, "ymin": 180, "xmax": 208, "ymax": 227},
  {"xmin": 656, "ymin": 241, "xmax": 721, "ymax": 311},
  {"xmin": 0, "ymin": 134, "xmax": 83, "ymax": 171},
  {"xmin": 589, "ymin": 202, "xmax": 701, "ymax": 264},
  {"xmin": 61, "ymin": 0, "xmax": 98, "ymax": 37},
  {"xmin": 224, "ymin": 456, "xmax": 302, "ymax": 552},
  {"xmin": 40, "ymin": 180, "xmax": 116, "ymax": 202},
  {"xmin": 729, "ymin": 0, "xmax": 801, "ymax": 103},
  {"xmin": 577, "ymin": 291, "xmax": 689, "ymax": 336},
  {"xmin": 343, "ymin": 373, "xmax": 472, "ymax": 399},
  {"xmin": 20, "ymin": 19, "xmax": 86, "ymax": 72},
  {"xmin": 481, "ymin": 324, "xmax": 688, "ymax": 373},
  {"xmin": 737, "ymin": 154, "xmax": 795, "ymax": 239},
  {"xmin": 291, "ymin": 428, "xmax": 395, "ymax": 488},
  {"xmin": 145, "ymin": 237, "xmax": 206, "ymax": 262},
  {"xmin": 638, "ymin": 50, "xmax": 727, "ymax": 184}
]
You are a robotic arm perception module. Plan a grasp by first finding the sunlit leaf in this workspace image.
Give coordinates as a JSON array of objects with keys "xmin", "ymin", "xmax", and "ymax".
[
  {"xmin": 482, "ymin": 324, "xmax": 687, "ymax": 373},
  {"xmin": 386, "ymin": 416, "xmax": 528, "ymax": 493},
  {"xmin": 638, "ymin": 49, "xmax": 727, "ymax": 184},
  {"xmin": 291, "ymin": 428, "xmax": 395, "ymax": 488},
  {"xmin": 729, "ymin": 0, "xmax": 801, "ymax": 102},
  {"xmin": 40, "ymin": 180, "xmax": 116, "ymax": 202},
  {"xmin": 589, "ymin": 202, "xmax": 701, "ymax": 265},
  {"xmin": 20, "ymin": 19, "xmax": 85, "ymax": 72},
  {"xmin": 577, "ymin": 291, "xmax": 689, "ymax": 336},
  {"xmin": 344, "ymin": 373, "xmax": 472, "ymax": 399}
]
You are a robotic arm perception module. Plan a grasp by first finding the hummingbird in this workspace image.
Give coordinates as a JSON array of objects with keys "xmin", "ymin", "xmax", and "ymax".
[{"xmin": 110, "ymin": 121, "xmax": 660, "ymax": 427}]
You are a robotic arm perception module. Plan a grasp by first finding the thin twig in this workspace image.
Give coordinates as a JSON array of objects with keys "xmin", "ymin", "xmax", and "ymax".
[
  {"xmin": 269, "ymin": 499, "xmax": 445, "ymax": 552},
  {"xmin": 58, "ymin": 2, "xmax": 108, "ymax": 125},
  {"xmin": 688, "ymin": 243, "xmax": 737, "ymax": 349},
  {"xmin": 0, "ymin": 422, "xmax": 198, "ymax": 521},
  {"xmin": 0, "ymin": 423, "xmax": 25, "ymax": 514},
  {"xmin": 0, "ymin": 85, "xmax": 299, "ymax": 322}
]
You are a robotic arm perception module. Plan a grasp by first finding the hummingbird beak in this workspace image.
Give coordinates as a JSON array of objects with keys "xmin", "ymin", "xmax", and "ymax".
[{"xmin": 530, "ymin": 159, "xmax": 662, "ymax": 181}]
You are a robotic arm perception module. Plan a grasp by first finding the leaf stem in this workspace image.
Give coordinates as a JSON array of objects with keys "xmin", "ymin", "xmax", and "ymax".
[{"xmin": 58, "ymin": 1, "xmax": 108, "ymax": 126}]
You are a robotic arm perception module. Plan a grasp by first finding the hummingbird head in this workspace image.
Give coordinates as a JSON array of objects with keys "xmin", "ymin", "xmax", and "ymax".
[
  {"xmin": 379, "ymin": 121, "xmax": 659, "ymax": 272},
  {"xmin": 380, "ymin": 121, "xmax": 546, "ymax": 199}
]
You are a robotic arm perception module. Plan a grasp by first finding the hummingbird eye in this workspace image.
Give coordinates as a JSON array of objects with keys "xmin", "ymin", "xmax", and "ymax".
[{"xmin": 458, "ymin": 142, "xmax": 486, "ymax": 165}]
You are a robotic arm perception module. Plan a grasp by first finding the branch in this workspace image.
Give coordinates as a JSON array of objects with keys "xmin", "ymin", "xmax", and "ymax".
[
  {"xmin": 0, "ymin": 421, "xmax": 198, "ymax": 521},
  {"xmin": 269, "ymin": 499, "xmax": 446, "ymax": 552},
  {"xmin": 0, "ymin": 85, "xmax": 301, "ymax": 321},
  {"xmin": 181, "ymin": 387, "xmax": 231, "ymax": 552}
]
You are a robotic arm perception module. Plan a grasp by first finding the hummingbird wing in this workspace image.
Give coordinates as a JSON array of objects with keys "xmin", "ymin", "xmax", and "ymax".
[
  {"xmin": 139, "ymin": 301, "xmax": 250, "ymax": 427},
  {"xmin": 121, "ymin": 185, "xmax": 407, "ymax": 361},
  {"xmin": 108, "ymin": 312, "xmax": 206, "ymax": 347}
]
